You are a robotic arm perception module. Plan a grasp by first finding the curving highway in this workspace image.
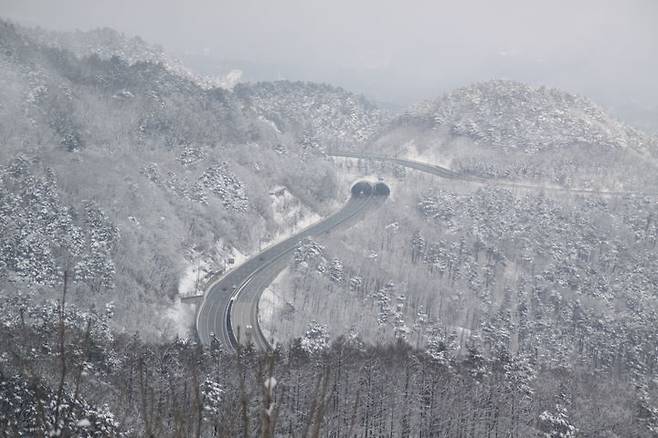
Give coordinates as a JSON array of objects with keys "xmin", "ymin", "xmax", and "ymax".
[
  {"xmin": 197, "ymin": 150, "xmax": 654, "ymax": 353},
  {"xmin": 196, "ymin": 181, "xmax": 386, "ymax": 351},
  {"xmin": 329, "ymin": 151, "xmax": 478, "ymax": 180},
  {"xmin": 330, "ymin": 151, "xmax": 658, "ymax": 197}
]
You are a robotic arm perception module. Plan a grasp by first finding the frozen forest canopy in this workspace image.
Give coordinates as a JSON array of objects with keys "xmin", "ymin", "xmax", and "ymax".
[{"xmin": 1, "ymin": 12, "xmax": 658, "ymax": 438}]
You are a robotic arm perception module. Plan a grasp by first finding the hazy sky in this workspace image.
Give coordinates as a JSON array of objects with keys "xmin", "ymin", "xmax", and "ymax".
[{"xmin": 3, "ymin": 0, "xmax": 657, "ymax": 112}]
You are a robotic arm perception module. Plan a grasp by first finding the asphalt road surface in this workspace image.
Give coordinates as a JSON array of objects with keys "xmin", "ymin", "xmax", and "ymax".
[
  {"xmin": 196, "ymin": 185, "xmax": 384, "ymax": 351},
  {"xmin": 330, "ymin": 151, "xmax": 658, "ymax": 197},
  {"xmin": 328, "ymin": 151, "xmax": 474, "ymax": 180},
  {"xmin": 197, "ymin": 151, "xmax": 653, "ymax": 353}
]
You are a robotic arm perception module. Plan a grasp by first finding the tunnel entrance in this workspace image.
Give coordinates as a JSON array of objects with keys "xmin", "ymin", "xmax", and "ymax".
[
  {"xmin": 374, "ymin": 182, "xmax": 390, "ymax": 196},
  {"xmin": 351, "ymin": 181, "xmax": 373, "ymax": 197}
]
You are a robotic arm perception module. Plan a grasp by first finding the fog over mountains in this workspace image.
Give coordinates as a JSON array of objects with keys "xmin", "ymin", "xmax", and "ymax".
[
  {"xmin": 1, "ymin": 8, "xmax": 658, "ymax": 438},
  {"xmin": 4, "ymin": 0, "xmax": 658, "ymax": 130}
]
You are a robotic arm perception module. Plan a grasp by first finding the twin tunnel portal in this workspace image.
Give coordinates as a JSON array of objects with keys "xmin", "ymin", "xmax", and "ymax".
[
  {"xmin": 196, "ymin": 177, "xmax": 390, "ymax": 351},
  {"xmin": 198, "ymin": 150, "xmax": 655, "ymax": 351},
  {"xmin": 351, "ymin": 180, "xmax": 391, "ymax": 197}
]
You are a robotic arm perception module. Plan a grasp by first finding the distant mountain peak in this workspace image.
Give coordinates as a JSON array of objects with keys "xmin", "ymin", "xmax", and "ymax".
[{"xmin": 408, "ymin": 79, "xmax": 657, "ymax": 155}]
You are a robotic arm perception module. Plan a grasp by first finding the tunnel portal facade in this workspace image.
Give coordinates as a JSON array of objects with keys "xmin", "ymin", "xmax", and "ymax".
[
  {"xmin": 374, "ymin": 182, "xmax": 390, "ymax": 196},
  {"xmin": 351, "ymin": 181, "xmax": 373, "ymax": 197},
  {"xmin": 351, "ymin": 180, "xmax": 390, "ymax": 197}
]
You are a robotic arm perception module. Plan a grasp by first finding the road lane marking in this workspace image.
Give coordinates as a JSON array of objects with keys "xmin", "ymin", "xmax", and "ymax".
[{"xmin": 197, "ymin": 192, "xmax": 379, "ymax": 352}]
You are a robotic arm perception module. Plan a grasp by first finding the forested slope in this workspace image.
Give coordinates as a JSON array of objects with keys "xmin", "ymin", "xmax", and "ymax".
[
  {"xmin": 235, "ymin": 80, "xmax": 388, "ymax": 153},
  {"xmin": 0, "ymin": 19, "xmax": 358, "ymax": 335},
  {"xmin": 1, "ymin": 18, "xmax": 658, "ymax": 437},
  {"xmin": 2, "ymin": 296, "xmax": 655, "ymax": 437},
  {"xmin": 368, "ymin": 80, "xmax": 658, "ymax": 190}
]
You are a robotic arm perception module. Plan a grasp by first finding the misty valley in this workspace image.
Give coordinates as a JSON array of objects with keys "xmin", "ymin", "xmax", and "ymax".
[{"xmin": 0, "ymin": 5, "xmax": 657, "ymax": 437}]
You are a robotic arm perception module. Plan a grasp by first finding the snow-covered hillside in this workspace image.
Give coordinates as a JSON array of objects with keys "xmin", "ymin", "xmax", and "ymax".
[
  {"xmin": 0, "ymin": 19, "xmax": 345, "ymax": 335},
  {"xmin": 14, "ymin": 24, "xmax": 230, "ymax": 89},
  {"xmin": 368, "ymin": 80, "xmax": 658, "ymax": 189},
  {"xmin": 235, "ymin": 81, "xmax": 389, "ymax": 151},
  {"xmin": 2, "ymin": 15, "xmax": 658, "ymax": 438},
  {"xmin": 408, "ymin": 80, "xmax": 657, "ymax": 154}
]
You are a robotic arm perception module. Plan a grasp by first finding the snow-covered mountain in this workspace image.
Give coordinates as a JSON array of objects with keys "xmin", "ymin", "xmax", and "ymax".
[
  {"xmin": 369, "ymin": 80, "xmax": 658, "ymax": 189},
  {"xmin": 409, "ymin": 79, "xmax": 657, "ymax": 154},
  {"xmin": 17, "ymin": 25, "xmax": 183, "ymax": 70},
  {"xmin": 2, "ymin": 18, "xmax": 658, "ymax": 438},
  {"xmin": 14, "ymin": 24, "xmax": 231, "ymax": 90},
  {"xmin": 0, "ymin": 19, "xmax": 362, "ymax": 334},
  {"xmin": 235, "ymin": 80, "xmax": 388, "ymax": 152}
]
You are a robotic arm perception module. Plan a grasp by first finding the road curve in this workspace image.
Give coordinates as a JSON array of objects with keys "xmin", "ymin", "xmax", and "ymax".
[
  {"xmin": 196, "ymin": 184, "xmax": 385, "ymax": 351},
  {"xmin": 197, "ymin": 152, "xmax": 652, "ymax": 352},
  {"xmin": 330, "ymin": 151, "xmax": 658, "ymax": 197},
  {"xmin": 329, "ymin": 151, "xmax": 476, "ymax": 181}
]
